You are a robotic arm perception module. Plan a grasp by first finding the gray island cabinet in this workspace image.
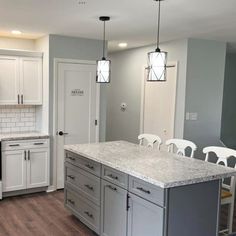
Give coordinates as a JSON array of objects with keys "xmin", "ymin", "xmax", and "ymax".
[{"xmin": 64, "ymin": 141, "xmax": 236, "ymax": 236}]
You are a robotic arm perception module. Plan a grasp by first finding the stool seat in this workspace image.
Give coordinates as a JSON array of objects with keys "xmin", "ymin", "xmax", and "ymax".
[{"xmin": 221, "ymin": 190, "xmax": 233, "ymax": 199}]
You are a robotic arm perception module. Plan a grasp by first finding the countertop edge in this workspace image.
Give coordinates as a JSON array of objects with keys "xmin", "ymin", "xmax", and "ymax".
[
  {"xmin": 64, "ymin": 146, "xmax": 236, "ymax": 189},
  {"xmin": 0, "ymin": 134, "xmax": 50, "ymax": 141}
]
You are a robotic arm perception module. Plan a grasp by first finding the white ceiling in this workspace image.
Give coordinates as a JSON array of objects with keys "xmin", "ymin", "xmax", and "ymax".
[{"xmin": 0, "ymin": 0, "xmax": 236, "ymax": 52}]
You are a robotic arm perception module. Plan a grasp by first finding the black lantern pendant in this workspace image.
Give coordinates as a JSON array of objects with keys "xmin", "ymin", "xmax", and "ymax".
[
  {"xmin": 147, "ymin": 0, "xmax": 167, "ymax": 82},
  {"xmin": 96, "ymin": 16, "xmax": 111, "ymax": 83}
]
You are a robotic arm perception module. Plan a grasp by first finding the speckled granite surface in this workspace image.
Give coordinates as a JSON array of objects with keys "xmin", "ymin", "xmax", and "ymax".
[
  {"xmin": 65, "ymin": 141, "xmax": 236, "ymax": 189},
  {"xmin": 0, "ymin": 132, "xmax": 49, "ymax": 141}
]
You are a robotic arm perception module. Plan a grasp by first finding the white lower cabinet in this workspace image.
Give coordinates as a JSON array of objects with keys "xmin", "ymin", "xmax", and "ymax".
[
  {"xmin": 2, "ymin": 139, "xmax": 49, "ymax": 193},
  {"xmin": 26, "ymin": 148, "xmax": 49, "ymax": 189},
  {"xmin": 2, "ymin": 150, "xmax": 27, "ymax": 192}
]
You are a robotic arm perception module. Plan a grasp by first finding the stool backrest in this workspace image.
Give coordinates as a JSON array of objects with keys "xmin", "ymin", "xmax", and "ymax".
[
  {"xmin": 165, "ymin": 138, "xmax": 197, "ymax": 158},
  {"xmin": 138, "ymin": 134, "xmax": 162, "ymax": 149},
  {"xmin": 203, "ymin": 146, "xmax": 236, "ymax": 192}
]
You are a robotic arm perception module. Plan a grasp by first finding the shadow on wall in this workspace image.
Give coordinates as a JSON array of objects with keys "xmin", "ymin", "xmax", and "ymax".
[{"xmin": 221, "ymin": 52, "xmax": 236, "ymax": 150}]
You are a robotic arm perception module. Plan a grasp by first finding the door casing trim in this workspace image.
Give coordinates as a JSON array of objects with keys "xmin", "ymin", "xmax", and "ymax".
[{"xmin": 52, "ymin": 58, "xmax": 100, "ymax": 190}]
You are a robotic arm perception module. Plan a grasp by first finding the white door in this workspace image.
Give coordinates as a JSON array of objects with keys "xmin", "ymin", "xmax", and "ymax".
[
  {"xmin": 2, "ymin": 150, "xmax": 27, "ymax": 192},
  {"xmin": 20, "ymin": 57, "xmax": 43, "ymax": 105},
  {"xmin": 141, "ymin": 63, "xmax": 177, "ymax": 149},
  {"xmin": 56, "ymin": 62, "xmax": 99, "ymax": 189},
  {"xmin": 0, "ymin": 56, "xmax": 19, "ymax": 105},
  {"xmin": 27, "ymin": 148, "xmax": 49, "ymax": 189}
]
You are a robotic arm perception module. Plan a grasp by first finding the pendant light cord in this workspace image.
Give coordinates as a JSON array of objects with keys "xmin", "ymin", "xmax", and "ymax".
[
  {"xmin": 156, "ymin": 0, "xmax": 161, "ymax": 51},
  {"xmin": 103, "ymin": 20, "xmax": 106, "ymax": 59}
]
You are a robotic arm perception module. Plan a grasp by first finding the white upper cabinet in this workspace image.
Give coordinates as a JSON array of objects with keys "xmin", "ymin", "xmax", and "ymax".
[
  {"xmin": 0, "ymin": 57, "xmax": 20, "ymax": 105},
  {"xmin": 0, "ymin": 55, "xmax": 43, "ymax": 105},
  {"xmin": 20, "ymin": 57, "xmax": 42, "ymax": 105}
]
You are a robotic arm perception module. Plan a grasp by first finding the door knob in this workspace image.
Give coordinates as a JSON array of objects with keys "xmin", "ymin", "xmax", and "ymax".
[{"xmin": 58, "ymin": 131, "xmax": 69, "ymax": 136}]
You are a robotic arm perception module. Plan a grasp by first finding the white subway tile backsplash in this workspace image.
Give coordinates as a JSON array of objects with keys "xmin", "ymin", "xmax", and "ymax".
[
  {"xmin": 16, "ymin": 122, "xmax": 25, "ymax": 127},
  {"xmin": 2, "ymin": 118, "xmax": 11, "ymax": 122},
  {"xmin": 0, "ymin": 105, "xmax": 36, "ymax": 133}
]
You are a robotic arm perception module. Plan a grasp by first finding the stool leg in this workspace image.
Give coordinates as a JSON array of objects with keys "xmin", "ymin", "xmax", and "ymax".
[{"xmin": 227, "ymin": 202, "xmax": 234, "ymax": 234}]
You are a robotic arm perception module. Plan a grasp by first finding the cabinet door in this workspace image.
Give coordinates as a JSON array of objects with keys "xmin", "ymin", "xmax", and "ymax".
[
  {"xmin": 101, "ymin": 180, "xmax": 127, "ymax": 236},
  {"xmin": 0, "ymin": 56, "xmax": 19, "ymax": 105},
  {"xmin": 27, "ymin": 148, "xmax": 49, "ymax": 189},
  {"xmin": 2, "ymin": 150, "xmax": 27, "ymax": 192},
  {"xmin": 20, "ymin": 57, "xmax": 42, "ymax": 105},
  {"xmin": 127, "ymin": 193, "xmax": 164, "ymax": 236}
]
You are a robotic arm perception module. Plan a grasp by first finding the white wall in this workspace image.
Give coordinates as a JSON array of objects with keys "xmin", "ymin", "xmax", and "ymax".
[
  {"xmin": 107, "ymin": 39, "xmax": 188, "ymax": 143},
  {"xmin": 0, "ymin": 37, "xmax": 35, "ymax": 50}
]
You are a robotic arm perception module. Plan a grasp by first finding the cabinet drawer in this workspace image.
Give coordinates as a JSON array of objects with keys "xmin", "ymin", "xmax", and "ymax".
[
  {"xmin": 65, "ymin": 162, "xmax": 100, "ymax": 205},
  {"xmin": 102, "ymin": 165, "xmax": 128, "ymax": 189},
  {"xmin": 129, "ymin": 176, "xmax": 165, "ymax": 206},
  {"xmin": 65, "ymin": 151, "xmax": 101, "ymax": 177},
  {"xmin": 65, "ymin": 187, "xmax": 100, "ymax": 234},
  {"xmin": 2, "ymin": 139, "xmax": 49, "ymax": 151}
]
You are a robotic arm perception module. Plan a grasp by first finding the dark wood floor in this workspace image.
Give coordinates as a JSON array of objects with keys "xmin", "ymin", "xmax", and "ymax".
[
  {"xmin": 0, "ymin": 191, "xmax": 96, "ymax": 236},
  {"xmin": 0, "ymin": 190, "xmax": 235, "ymax": 236}
]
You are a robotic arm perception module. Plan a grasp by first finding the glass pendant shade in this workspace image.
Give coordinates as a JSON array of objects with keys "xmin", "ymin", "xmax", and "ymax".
[
  {"xmin": 96, "ymin": 59, "xmax": 111, "ymax": 83},
  {"xmin": 147, "ymin": 50, "xmax": 167, "ymax": 81}
]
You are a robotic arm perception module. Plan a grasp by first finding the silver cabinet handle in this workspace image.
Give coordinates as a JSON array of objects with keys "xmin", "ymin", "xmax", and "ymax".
[
  {"xmin": 68, "ymin": 199, "xmax": 75, "ymax": 205},
  {"xmin": 85, "ymin": 163, "xmax": 94, "ymax": 170},
  {"xmin": 21, "ymin": 95, "xmax": 23, "ymax": 104},
  {"xmin": 9, "ymin": 144, "xmax": 20, "ymax": 147},
  {"xmin": 67, "ymin": 175, "xmax": 75, "ymax": 180},
  {"xmin": 136, "ymin": 187, "xmax": 151, "ymax": 194},
  {"xmin": 34, "ymin": 142, "xmax": 44, "ymax": 145},
  {"xmin": 84, "ymin": 184, "xmax": 94, "ymax": 191},
  {"xmin": 28, "ymin": 150, "xmax": 30, "ymax": 161},
  {"xmin": 107, "ymin": 174, "xmax": 119, "ymax": 180},
  {"xmin": 84, "ymin": 211, "xmax": 93, "ymax": 219},
  {"xmin": 17, "ymin": 94, "xmax": 20, "ymax": 104},
  {"xmin": 107, "ymin": 185, "xmax": 117, "ymax": 192},
  {"xmin": 68, "ymin": 156, "xmax": 75, "ymax": 161},
  {"xmin": 24, "ymin": 150, "xmax": 27, "ymax": 161}
]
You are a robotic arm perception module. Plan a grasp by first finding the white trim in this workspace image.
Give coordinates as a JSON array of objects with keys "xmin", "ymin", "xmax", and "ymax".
[
  {"xmin": 52, "ymin": 58, "xmax": 100, "ymax": 190},
  {"xmin": 140, "ymin": 61, "xmax": 179, "ymax": 138},
  {"xmin": 0, "ymin": 48, "xmax": 43, "ymax": 58}
]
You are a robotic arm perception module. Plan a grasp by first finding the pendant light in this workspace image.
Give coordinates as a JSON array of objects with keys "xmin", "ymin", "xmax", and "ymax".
[
  {"xmin": 96, "ymin": 16, "xmax": 111, "ymax": 83},
  {"xmin": 147, "ymin": 0, "xmax": 167, "ymax": 82}
]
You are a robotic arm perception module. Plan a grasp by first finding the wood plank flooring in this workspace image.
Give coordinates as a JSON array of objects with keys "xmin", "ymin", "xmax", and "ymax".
[
  {"xmin": 0, "ymin": 190, "xmax": 235, "ymax": 236},
  {"xmin": 0, "ymin": 191, "xmax": 96, "ymax": 236}
]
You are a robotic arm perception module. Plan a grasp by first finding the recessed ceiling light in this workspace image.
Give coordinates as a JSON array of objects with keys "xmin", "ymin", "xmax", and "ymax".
[
  {"xmin": 118, "ymin": 43, "xmax": 128, "ymax": 48},
  {"xmin": 11, "ymin": 30, "xmax": 22, "ymax": 35}
]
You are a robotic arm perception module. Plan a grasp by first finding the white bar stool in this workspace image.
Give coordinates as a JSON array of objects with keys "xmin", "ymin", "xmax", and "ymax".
[
  {"xmin": 203, "ymin": 146, "xmax": 236, "ymax": 234},
  {"xmin": 138, "ymin": 133, "xmax": 162, "ymax": 149},
  {"xmin": 165, "ymin": 138, "xmax": 197, "ymax": 158}
]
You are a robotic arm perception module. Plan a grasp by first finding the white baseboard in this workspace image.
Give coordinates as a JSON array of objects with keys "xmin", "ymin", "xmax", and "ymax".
[{"xmin": 47, "ymin": 185, "xmax": 57, "ymax": 193}]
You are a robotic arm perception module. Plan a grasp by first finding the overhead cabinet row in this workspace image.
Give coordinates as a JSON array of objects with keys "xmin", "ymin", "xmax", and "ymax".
[{"xmin": 0, "ymin": 56, "xmax": 43, "ymax": 105}]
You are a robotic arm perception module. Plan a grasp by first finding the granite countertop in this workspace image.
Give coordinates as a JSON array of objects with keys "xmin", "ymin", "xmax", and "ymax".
[
  {"xmin": 64, "ymin": 141, "xmax": 236, "ymax": 189},
  {"xmin": 0, "ymin": 131, "xmax": 49, "ymax": 141}
]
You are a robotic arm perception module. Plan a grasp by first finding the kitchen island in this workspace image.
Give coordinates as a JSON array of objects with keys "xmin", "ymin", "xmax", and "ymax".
[{"xmin": 64, "ymin": 141, "xmax": 236, "ymax": 236}]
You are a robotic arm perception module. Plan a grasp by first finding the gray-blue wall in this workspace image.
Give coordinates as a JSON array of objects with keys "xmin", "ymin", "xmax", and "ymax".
[
  {"xmin": 221, "ymin": 52, "xmax": 236, "ymax": 149},
  {"xmin": 107, "ymin": 39, "xmax": 189, "ymax": 143},
  {"xmin": 49, "ymin": 35, "xmax": 106, "ymax": 142},
  {"xmin": 184, "ymin": 39, "xmax": 226, "ymax": 158},
  {"xmin": 48, "ymin": 35, "xmax": 106, "ymax": 184}
]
